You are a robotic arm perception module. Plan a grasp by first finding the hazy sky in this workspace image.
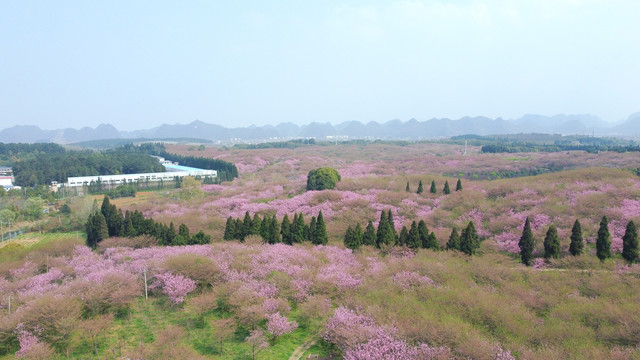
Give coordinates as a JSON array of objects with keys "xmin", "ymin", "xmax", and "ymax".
[{"xmin": 1, "ymin": 1, "xmax": 639, "ymax": 131}]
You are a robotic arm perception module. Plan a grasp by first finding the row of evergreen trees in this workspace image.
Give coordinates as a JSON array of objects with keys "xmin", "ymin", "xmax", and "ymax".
[
  {"xmin": 518, "ymin": 216, "xmax": 639, "ymax": 266},
  {"xmin": 343, "ymin": 210, "xmax": 481, "ymax": 256},
  {"xmin": 85, "ymin": 196, "xmax": 211, "ymax": 248},
  {"xmin": 223, "ymin": 211, "xmax": 328, "ymax": 245},
  {"xmin": 410, "ymin": 178, "xmax": 462, "ymax": 195}
]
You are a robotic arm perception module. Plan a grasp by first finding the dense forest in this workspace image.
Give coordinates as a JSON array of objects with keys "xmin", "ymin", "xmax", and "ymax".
[{"xmin": 0, "ymin": 143, "xmax": 66, "ymax": 165}]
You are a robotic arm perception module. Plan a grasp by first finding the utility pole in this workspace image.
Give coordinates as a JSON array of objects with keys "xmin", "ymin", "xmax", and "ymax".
[{"xmin": 143, "ymin": 269, "xmax": 148, "ymax": 300}]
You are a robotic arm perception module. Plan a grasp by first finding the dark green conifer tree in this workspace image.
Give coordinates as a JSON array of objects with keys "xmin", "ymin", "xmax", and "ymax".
[
  {"xmin": 518, "ymin": 217, "xmax": 534, "ymax": 265},
  {"xmin": 406, "ymin": 181, "xmax": 411, "ymax": 192},
  {"xmin": 406, "ymin": 221, "xmax": 420, "ymax": 248},
  {"xmin": 417, "ymin": 180, "xmax": 423, "ymax": 194},
  {"xmin": 260, "ymin": 216, "xmax": 270, "ymax": 240},
  {"xmin": 446, "ymin": 227, "xmax": 460, "ymax": 250},
  {"xmin": 363, "ymin": 220, "xmax": 377, "ymax": 246},
  {"xmin": 622, "ymin": 220, "xmax": 638, "ymax": 264},
  {"xmin": 596, "ymin": 216, "xmax": 612, "ymax": 261},
  {"xmin": 460, "ymin": 221, "xmax": 479, "ymax": 255},
  {"xmin": 344, "ymin": 226, "xmax": 356, "ymax": 250},
  {"xmin": 387, "ymin": 210, "xmax": 398, "ymax": 242},
  {"xmin": 268, "ymin": 215, "xmax": 281, "ymax": 244},
  {"xmin": 309, "ymin": 216, "xmax": 317, "ymax": 243},
  {"xmin": 101, "ymin": 195, "xmax": 122, "ymax": 237},
  {"xmin": 85, "ymin": 211, "xmax": 109, "ymax": 248},
  {"xmin": 569, "ymin": 219, "xmax": 583, "ymax": 256},
  {"xmin": 418, "ymin": 220, "xmax": 430, "ymax": 249},
  {"xmin": 241, "ymin": 211, "xmax": 252, "ymax": 239},
  {"xmin": 376, "ymin": 211, "xmax": 395, "ymax": 248},
  {"xmin": 430, "ymin": 180, "xmax": 437, "ymax": 194},
  {"xmin": 234, "ymin": 218, "xmax": 242, "ymax": 239},
  {"xmin": 398, "ymin": 225, "xmax": 409, "ymax": 246},
  {"xmin": 543, "ymin": 225, "xmax": 560, "ymax": 259},
  {"xmin": 292, "ymin": 213, "xmax": 306, "ymax": 243},
  {"xmin": 354, "ymin": 222, "xmax": 364, "ymax": 248},
  {"xmin": 251, "ymin": 214, "xmax": 262, "ymax": 235},
  {"xmin": 443, "ymin": 181, "xmax": 451, "ymax": 195},
  {"xmin": 176, "ymin": 223, "xmax": 190, "ymax": 245},
  {"xmin": 426, "ymin": 232, "xmax": 439, "ymax": 250},
  {"xmin": 167, "ymin": 222, "xmax": 177, "ymax": 245},
  {"xmin": 314, "ymin": 211, "xmax": 328, "ymax": 245},
  {"xmin": 281, "ymin": 214, "xmax": 292, "ymax": 245},
  {"xmin": 456, "ymin": 178, "xmax": 462, "ymax": 191}
]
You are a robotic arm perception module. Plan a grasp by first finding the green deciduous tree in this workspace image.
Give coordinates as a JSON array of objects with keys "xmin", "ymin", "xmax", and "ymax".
[
  {"xmin": 543, "ymin": 225, "xmax": 561, "ymax": 259},
  {"xmin": 519, "ymin": 217, "xmax": 534, "ymax": 265},
  {"xmin": 596, "ymin": 216, "xmax": 612, "ymax": 261},
  {"xmin": 306, "ymin": 167, "xmax": 342, "ymax": 191}
]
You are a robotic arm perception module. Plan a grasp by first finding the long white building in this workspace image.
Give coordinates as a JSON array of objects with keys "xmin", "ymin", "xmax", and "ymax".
[{"xmin": 65, "ymin": 168, "xmax": 217, "ymax": 187}]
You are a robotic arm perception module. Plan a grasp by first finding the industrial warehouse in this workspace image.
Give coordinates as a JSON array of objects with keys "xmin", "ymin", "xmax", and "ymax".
[{"xmin": 64, "ymin": 159, "xmax": 217, "ymax": 187}]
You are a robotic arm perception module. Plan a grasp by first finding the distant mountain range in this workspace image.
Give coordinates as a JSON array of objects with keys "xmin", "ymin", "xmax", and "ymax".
[{"xmin": 2, "ymin": 113, "xmax": 640, "ymax": 144}]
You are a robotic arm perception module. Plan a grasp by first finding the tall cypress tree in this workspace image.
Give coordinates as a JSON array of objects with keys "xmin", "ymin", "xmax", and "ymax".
[
  {"xmin": 235, "ymin": 218, "xmax": 243, "ymax": 240},
  {"xmin": 268, "ymin": 215, "xmax": 281, "ymax": 244},
  {"xmin": 456, "ymin": 178, "xmax": 463, "ymax": 191},
  {"xmin": 224, "ymin": 216, "xmax": 236, "ymax": 240},
  {"xmin": 443, "ymin": 181, "xmax": 451, "ymax": 195},
  {"xmin": 309, "ymin": 216, "xmax": 317, "ymax": 243},
  {"xmin": 376, "ymin": 211, "xmax": 395, "ymax": 248},
  {"xmin": 86, "ymin": 211, "xmax": 109, "ymax": 248},
  {"xmin": 460, "ymin": 221, "xmax": 478, "ymax": 255},
  {"xmin": 344, "ymin": 226, "xmax": 356, "ymax": 249},
  {"xmin": 251, "ymin": 214, "xmax": 262, "ymax": 235},
  {"xmin": 354, "ymin": 222, "xmax": 364, "ymax": 248},
  {"xmin": 519, "ymin": 217, "xmax": 534, "ymax": 266},
  {"xmin": 406, "ymin": 181, "xmax": 410, "ymax": 192},
  {"xmin": 418, "ymin": 220, "xmax": 431, "ymax": 249},
  {"xmin": 387, "ymin": 210, "xmax": 398, "ymax": 242},
  {"xmin": 543, "ymin": 225, "xmax": 560, "ymax": 259},
  {"xmin": 417, "ymin": 180, "xmax": 423, "ymax": 194},
  {"xmin": 596, "ymin": 216, "xmax": 611, "ymax": 261},
  {"xmin": 314, "ymin": 211, "xmax": 328, "ymax": 245},
  {"xmin": 407, "ymin": 221, "xmax": 420, "ymax": 248},
  {"xmin": 569, "ymin": 219, "xmax": 583, "ymax": 256},
  {"xmin": 446, "ymin": 227, "xmax": 460, "ymax": 250},
  {"xmin": 241, "ymin": 211, "xmax": 253, "ymax": 239},
  {"xmin": 398, "ymin": 226, "xmax": 408, "ymax": 246},
  {"xmin": 260, "ymin": 216, "xmax": 270, "ymax": 240},
  {"xmin": 622, "ymin": 220, "xmax": 638, "ymax": 264},
  {"xmin": 363, "ymin": 220, "xmax": 376, "ymax": 246},
  {"xmin": 281, "ymin": 214, "xmax": 292, "ymax": 245},
  {"xmin": 430, "ymin": 180, "xmax": 437, "ymax": 194},
  {"xmin": 292, "ymin": 213, "xmax": 306, "ymax": 243},
  {"xmin": 101, "ymin": 195, "xmax": 121, "ymax": 237}
]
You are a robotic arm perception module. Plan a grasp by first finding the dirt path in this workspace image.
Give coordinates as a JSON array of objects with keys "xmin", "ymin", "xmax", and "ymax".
[{"xmin": 289, "ymin": 338, "xmax": 317, "ymax": 360}]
